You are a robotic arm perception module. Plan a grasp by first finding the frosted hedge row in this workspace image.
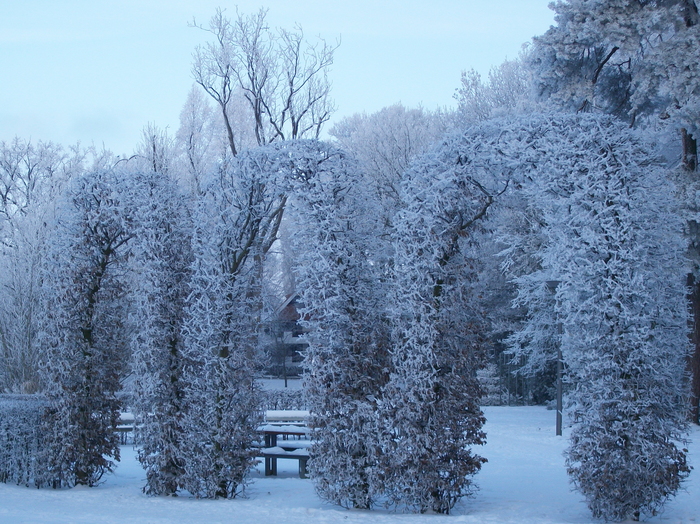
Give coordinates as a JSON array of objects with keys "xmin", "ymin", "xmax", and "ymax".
[
  {"xmin": 0, "ymin": 395, "xmax": 48, "ymax": 486},
  {"xmin": 262, "ymin": 389, "xmax": 305, "ymax": 410},
  {"xmin": 0, "ymin": 389, "xmax": 304, "ymax": 487}
]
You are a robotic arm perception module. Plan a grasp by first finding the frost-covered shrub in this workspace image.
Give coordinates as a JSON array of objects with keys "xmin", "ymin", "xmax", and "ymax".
[
  {"xmin": 292, "ymin": 130, "xmax": 494, "ymax": 512},
  {"xmin": 262, "ymin": 389, "xmax": 305, "ymax": 411},
  {"xmin": 177, "ymin": 144, "xmax": 292, "ymax": 499},
  {"xmin": 383, "ymin": 131, "xmax": 498, "ymax": 513},
  {"xmin": 550, "ymin": 121, "xmax": 691, "ymax": 521},
  {"xmin": 501, "ymin": 113, "xmax": 691, "ymax": 521},
  {"xmin": 0, "ymin": 395, "xmax": 48, "ymax": 486},
  {"xmin": 39, "ymin": 169, "xmax": 131, "ymax": 488},
  {"xmin": 127, "ymin": 170, "xmax": 192, "ymax": 496},
  {"xmin": 289, "ymin": 140, "xmax": 391, "ymax": 510}
]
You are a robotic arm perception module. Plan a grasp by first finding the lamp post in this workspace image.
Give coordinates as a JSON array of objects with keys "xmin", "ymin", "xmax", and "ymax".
[{"xmin": 546, "ymin": 280, "xmax": 563, "ymax": 437}]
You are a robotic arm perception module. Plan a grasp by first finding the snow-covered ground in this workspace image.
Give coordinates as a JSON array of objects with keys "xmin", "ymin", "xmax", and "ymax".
[{"xmin": 0, "ymin": 406, "xmax": 697, "ymax": 523}]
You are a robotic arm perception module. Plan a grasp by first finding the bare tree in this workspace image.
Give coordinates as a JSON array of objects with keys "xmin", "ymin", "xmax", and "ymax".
[
  {"xmin": 191, "ymin": 7, "xmax": 338, "ymax": 157},
  {"xmin": 135, "ymin": 123, "xmax": 176, "ymax": 177},
  {"xmin": 329, "ymin": 104, "xmax": 450, "ymax": 218},
  {"xmin": 176, "ymin": 86, "xmax": 220, "ymax": 195}
]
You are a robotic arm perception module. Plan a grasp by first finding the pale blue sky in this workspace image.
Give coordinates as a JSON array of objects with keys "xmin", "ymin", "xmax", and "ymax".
[{"xmin": 0, "ymin": 1, "xmax": 554, "ymax": 156}]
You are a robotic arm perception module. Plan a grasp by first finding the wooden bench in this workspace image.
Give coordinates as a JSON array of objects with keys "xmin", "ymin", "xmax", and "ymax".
[
  {"xmin": 261, "ymin": 447, "xmax": 310, "ymax": 478},
  {"xmin": 257, "ymin": 410, "xmax": 311, "ymax": 478},
  {"xmin": 263, "ymin": 410, "xmax": 309, "ymax": 425}
]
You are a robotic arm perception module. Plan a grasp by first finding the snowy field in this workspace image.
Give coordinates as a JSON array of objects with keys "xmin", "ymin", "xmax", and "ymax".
[{"xmin": 0, "ymin": 406, "xmax": 698, "ymax": 524}]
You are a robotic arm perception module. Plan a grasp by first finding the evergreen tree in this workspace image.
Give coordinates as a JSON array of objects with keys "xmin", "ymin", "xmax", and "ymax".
[{"xmin": 530, "ymin": 0, "xmax": 699, "ymax": 166}]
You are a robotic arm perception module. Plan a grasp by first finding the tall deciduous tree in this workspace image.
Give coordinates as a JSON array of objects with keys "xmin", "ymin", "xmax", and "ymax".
[
  {"xmin": 454, "ymin": 54, "xmax": 535, "ymax": 126},
  {"xmin": 192, "ymin": 7, "xmax": 337, "ymax": 157},
  {"xmin": 0, "ymin": 139, "xmax": 81, "ymax": 394},
  {"xmin": 383, "ymin": 126, "xmax": 513, "ymax": 513},
  {"xmin": 328, "ymin": 103, "xmax": 450, "ymax": 225},
  {"xmin": 501, "ymin": 113, "xmax": 691, "ymax": 521},
  {"xmin": 289, "ymin": 140, "xmax": 391, "ymax": 509},
  {"xmin": 175, "ymin": 86, "xmax": 220, "ymax": 196},
  {"xmin": 40, "ymin": 168, "xmax": 133, "ymax": 487},
  {"xmin": 179, "ymin": 143, "xmax": 289, "ymax": 499},
  {"xmin": 134, "ymin": 124, "xmax": 176, "ymax": 178},
  {"xmin": 127, "ymin": 164, "xmax": 192, "ymax": 496}
]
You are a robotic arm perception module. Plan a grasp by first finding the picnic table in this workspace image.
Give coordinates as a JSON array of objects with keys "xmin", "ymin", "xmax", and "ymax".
[
  {"xmin": 116, "ymin": 412, "xmax": 134, "ymax": 444},
  {"xmin": 258, "ymin": 410, "xmax": 310, "ymax": 478}
]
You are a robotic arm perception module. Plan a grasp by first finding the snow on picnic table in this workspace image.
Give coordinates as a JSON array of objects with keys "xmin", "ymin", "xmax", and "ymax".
[{"xmin": 0, "ymin": 406, "xmax": 698, "ymax": 523}]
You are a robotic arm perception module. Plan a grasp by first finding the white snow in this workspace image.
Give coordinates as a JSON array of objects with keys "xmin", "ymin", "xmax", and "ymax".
[
  {"xmin": 258, "ymin": 425, "xmax": 310, "ymax": 435},
  {"xmin": 0, "ymin": 406, "xmax": 697, "ymax": 523},
  {"xmin": 264, "ymin": 410, "xmax": 309, "ymax": 422},
  {"xmin": 260, "ymin": 378, "xmax": 303, "ymax": 391}
]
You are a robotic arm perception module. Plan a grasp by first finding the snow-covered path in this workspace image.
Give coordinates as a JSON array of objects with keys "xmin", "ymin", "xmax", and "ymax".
[{"xmin": 0, "ymin": 406, "xmax": 697, "ymax": 523}]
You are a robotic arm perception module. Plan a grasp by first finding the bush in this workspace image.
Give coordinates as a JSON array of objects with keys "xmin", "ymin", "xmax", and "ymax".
[
  {"xmin": 261, "ymin": 388, "xmax": 306, "ymax": 410},
  {"xmin": 0, "ymin": 394, "xmax": 48, "ymax": 486}
]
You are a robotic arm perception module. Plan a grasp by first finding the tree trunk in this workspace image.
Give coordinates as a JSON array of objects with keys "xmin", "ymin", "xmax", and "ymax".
[
  {"xmin": 222, "ymin": 104, "xmax": 238, "ymax": 157},
  {"xmin": 681, "ymin": 128, "xmax": 697, "ymax": 172},
  {"xmin": 680, "ymin": 0, "xmax": 699, "ymax": 28}
]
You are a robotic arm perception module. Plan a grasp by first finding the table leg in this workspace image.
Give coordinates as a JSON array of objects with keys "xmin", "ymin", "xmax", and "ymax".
[{"xmin": 266, "ymin": 456, "xmax": 277, "ymax": 476}]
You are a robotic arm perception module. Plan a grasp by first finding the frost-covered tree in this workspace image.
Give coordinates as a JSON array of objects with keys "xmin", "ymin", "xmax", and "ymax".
[
  {"xmin": 178, "ymin": 144, "xmax": 291, "ymax": 498},
  {"xmin": 501, "ymin": 113, "xmax": 691, "ymax": 521},
  {"xmin": 39, "ymin": 168, "xmax": 133, "ymax": 487},
  {"xmin": 382, "ymin": 127, "xmax": 512, "ymax": 513},
  {"xmin": 452, "ymin": 59, "xmax": 562, "ymax": 401},
  {"xmin": 175, "ymin": 86, "xmax": 221, "ymax": 196},
  {"xmin": 455, "ymin": 54, "xmax": 535, "ymax": 126},
  {"xmin": 192, "ymin": 8, "xmax": 337, "ymax": 156},
  {"xmin": 0, "ymin": 139, "xmax": 83, "ymax": 394},
  {"xmin": 328, "ymin": 104, "xmax": 450, "ymax": 223},
  {"xmin": 288, "ymin": 140, "xmax": 391, "ymax": 509},
  {"xmin": 134, "ymin": 124, "xmax": 176, "ymax": 178},
  {"xmin": 530, "ymin": 0, "xmax": 700, "ymax": 167},
  {"xmin": 530, "ymin": 0, "xmax": 700, "ymax": 422},
  {"xmin": 127, "ymin": 168, "xmax": 192, "ymax": 496},
  {"xmin": 0, "ymin": 219, "xmax": 45, "ymax": 394},
  {"xmin": 556, "ymin": 123, "xmax": 690, "ymax": 522},
  {"xmin": 496, "ymin": 146, "xmax": 561, "ymax": 398}
]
